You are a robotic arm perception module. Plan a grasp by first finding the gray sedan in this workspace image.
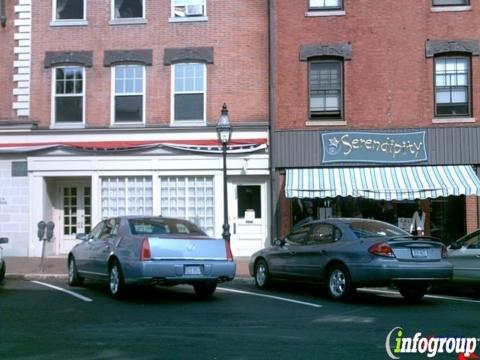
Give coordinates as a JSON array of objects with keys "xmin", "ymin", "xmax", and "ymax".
[
  {"xmin": 68, "ymin": 216, "xmax": 236, "ymax": 298},
  {"xmin": 447, "ymin": 229, "xmax": 480, "ymax": 292},
  {"xmin": 249, "ymin": 218, "xmax": 452, "ymax": 301}
]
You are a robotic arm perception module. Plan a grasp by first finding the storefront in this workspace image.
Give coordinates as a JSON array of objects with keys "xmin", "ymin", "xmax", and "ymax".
[
  {"xmin": 0, "ymin": 128, "xmax": 270, "ymax": 259},
  {"xmin": 273, "ymin": 128, "xmax": 480, "ymax": 245}
]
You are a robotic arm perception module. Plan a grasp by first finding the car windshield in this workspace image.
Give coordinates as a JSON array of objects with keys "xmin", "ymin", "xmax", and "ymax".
[
  {"xmin": 347, "ymin": 220, "xmax": 410, "ymax": 239},
  {"xmin": 128, "ymin": 218, "xmax": 207, "ymax": 236}
]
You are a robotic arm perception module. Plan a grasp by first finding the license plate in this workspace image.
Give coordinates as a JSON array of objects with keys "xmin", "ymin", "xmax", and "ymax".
[
  {"xmin": 411, "ymin": 249, "xmax": 428, "ymax": 258},
  {"xmin": 184, "ymin": 266, "xmax": 202, "ymax": 275}
]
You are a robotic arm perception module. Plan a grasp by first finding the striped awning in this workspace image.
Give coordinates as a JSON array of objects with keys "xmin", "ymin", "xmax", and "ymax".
[{"xmin": 285, "ymin": 165, "xmax": 480, "ymax": 200}]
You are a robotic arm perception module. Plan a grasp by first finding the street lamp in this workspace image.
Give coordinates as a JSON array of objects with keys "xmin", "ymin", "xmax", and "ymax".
[{"xmin": 216, "ymin": 103, "xmax": 232, "ymax": 242}]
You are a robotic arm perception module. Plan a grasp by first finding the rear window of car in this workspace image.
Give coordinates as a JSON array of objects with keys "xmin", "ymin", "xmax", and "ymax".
[
  {"xmin": 347, "ymin": 220, "xmax": 410, "ymax": 239},
  {"xmin": 128, "ymin": 218, "xmax": 207, "ymax": 236}
]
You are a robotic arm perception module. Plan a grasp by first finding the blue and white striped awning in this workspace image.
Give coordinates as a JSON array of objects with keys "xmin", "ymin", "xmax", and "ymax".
[{"xmin": 285, "ymin": 166, "xmax": 480, "ymax": 200}]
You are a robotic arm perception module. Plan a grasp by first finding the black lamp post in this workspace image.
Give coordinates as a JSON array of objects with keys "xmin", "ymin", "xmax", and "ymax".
[{"xmin": 216, "ymin": 103, "xmax": 232, "ymax": 242}]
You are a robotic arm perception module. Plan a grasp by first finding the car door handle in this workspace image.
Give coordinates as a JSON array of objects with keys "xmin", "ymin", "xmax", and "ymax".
[
  {"xmin": 288, "ymin": 251, "xmax": 296, "ymax": 255},
  {"xmin": 476, "ymin": 255, "xmax": 480, "ymax": 258}
]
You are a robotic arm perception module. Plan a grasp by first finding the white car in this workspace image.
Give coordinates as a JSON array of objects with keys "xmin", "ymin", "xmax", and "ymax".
[{"xmin": 0, "ymin": 237, "xmax": 8, "ymax": 282}]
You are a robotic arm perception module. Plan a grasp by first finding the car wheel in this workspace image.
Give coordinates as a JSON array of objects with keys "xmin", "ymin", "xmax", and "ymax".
[
  {"xmin": 398, "ymin": 284, "xmax": 429, "ymax": 302},
  {"xmin": 109, "ymin": 260, "xmax": 127, "ymax": 299},
  {"xmin": 254, "ymin": 259, "xmax": 271, "ymax": 289},
  {"xmin": 0, "ymin": 261, "xmax": 5, "ymax": 283},
  {"xmin": 67, "ymin": 257, "xmax": 84, "ymax": 286},
  {"xmin": 193, "ymin": 282, "xmax": 217, "ymax": 298},
  {"xmin": 327, "ymin": 264, "xmax": 355, "ymax": 301}
]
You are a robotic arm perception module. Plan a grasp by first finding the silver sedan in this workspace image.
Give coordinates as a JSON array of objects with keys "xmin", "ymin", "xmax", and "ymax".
[
  {"xmin": 249, "ymin": 218, "xmax": 452, "ymax": 302},
  {"xmin": 0, "ymin": 237, "xmax": 8, "ymax": 282},
  {"xmin": 447, "ymin": 229, "xmax": 480, "ymax": 293},
  {"xmin": 68, "ymin": 216, "xmax": 236, "ymax": 298}
]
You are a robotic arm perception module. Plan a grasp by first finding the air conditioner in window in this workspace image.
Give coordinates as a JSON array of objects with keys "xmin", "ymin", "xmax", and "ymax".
[{"xmin": 185, "ymin": 4, "xmax": 203, "ymax": 16}]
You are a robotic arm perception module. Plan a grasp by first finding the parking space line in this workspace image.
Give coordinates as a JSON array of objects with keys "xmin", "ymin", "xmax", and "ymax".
[
  {"xmin": 358, "ymin": 288, "xmax": 480, "ymax": 304},
  {"xmin": 31, "ymin": 281, "xmax": 93, "ymax": 303},
  {"xmin": 218, "ymin": 287, "xmax": 323, "ymax": 308}
]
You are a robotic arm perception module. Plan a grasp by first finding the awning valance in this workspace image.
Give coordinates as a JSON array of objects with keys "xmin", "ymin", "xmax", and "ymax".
[{"xmin": 285, "ymin": 166, "xmax": 480, "ymax": 200}]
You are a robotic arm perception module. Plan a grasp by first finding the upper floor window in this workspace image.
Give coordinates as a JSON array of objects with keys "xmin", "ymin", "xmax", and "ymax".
[
  {"xmin": 309, "ymin": 59, "xmax": 343, "ymax": 120},
  {"xmin": 432, "ymin": 0, "xmax": 469, "ymax": 6},
  {"xmin": 113, "ymin": 0, "xmax": 144, "ymax": 19},
  {"xmin": 309, "ymin": 0, "xmax": 342, "ymax": 10},
  {"xmin": 434, "ymin": 56, "xmax": 471, "ymax": 117},
  {"xmin": 54, "ymin": 0, "xmax": 85, "ymax": 21},
  {"xmin": 53, "ymin": 66, "xmax": 84, "ymax": 125},
  {"xmin": 172, "ymin": 63, "xmax": 206, "ymax": 124},
  {"xmin": 113, "ymin": 64, "xmax": 145, "ymax": 123},
  {"xmin": 172, "ymin": 0, "xmax": 206, "ymax": 18}
]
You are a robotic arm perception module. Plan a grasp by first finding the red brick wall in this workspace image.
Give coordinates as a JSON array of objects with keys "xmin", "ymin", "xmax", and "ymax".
[
  {"xmin": 0, "ymin": 1, "xmax": 16, "ymax": 119},
  {"xmin": 274, "ymin": 0, "xmax": 480, "ymax": 130},
  {"xmin": 465, "ymin": 196, "xmax": 478, "ymax": 232},
  {"xmin": 30, "ymin": 1, "xmax": 268, "ymax": 128}
]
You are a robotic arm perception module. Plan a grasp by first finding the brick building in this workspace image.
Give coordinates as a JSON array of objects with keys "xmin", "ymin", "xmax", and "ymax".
[
  {"xmin": 0, "ymin": 0, "xmax": 270, "ymax": 258},
  {"xmin": 271, "ymin": 0, "xmax": 480, "ymax": 243}
]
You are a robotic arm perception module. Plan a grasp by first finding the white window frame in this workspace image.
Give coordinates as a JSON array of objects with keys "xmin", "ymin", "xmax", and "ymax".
[
  {"xmin": 169, "ymin": 0, "xmax": 208, "ymax": 23},
  {"xmin": 308, "ymin": 0, "xmax": 343, "ymax": 11},
  {"xmin": 51, "ymin": 0, "xmax": 88, "ymax": 26},
  {"xmin": 51, "ymin": 66, "xmax": 86, "ymax": 128},
  {"xmin": 170, "ymin": 63, "xmax": 207, "ymax": 126},
  {"xmin": 111, "ymin": 0, "xmax": 146, "ymax": 21},
  {"xmin": 111, "ymin": 64, "xmax": 146, "ymax": 126}
]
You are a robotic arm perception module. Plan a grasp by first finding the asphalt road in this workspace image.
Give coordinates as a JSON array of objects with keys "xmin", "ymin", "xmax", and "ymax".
[{"xmin": 1, "ymin": 279, "xmax": 479, "ymax": 360}]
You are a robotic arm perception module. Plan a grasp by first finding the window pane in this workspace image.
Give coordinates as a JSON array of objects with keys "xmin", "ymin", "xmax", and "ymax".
[
  {"xmin": 57, "ymin": 0, "xmax": 84, "ymax": 20},
  {"xmin": 174, "ymin": 94, "xmax": 204, "ymax": 121},
  {"xmin": 309, "ymin": 0, "xmax": 341, "ymax": 8},
  {"xmin": 436, "ymin": 89, "xmax": 450, "ymax": 103},
  {"xmin": 115, "ymin": 0, "xmax": 143, "ymax": 18},
  {"xmin": 115, "ymin": 95, "xmax": 143, "ymax": 122},
  {"xmin": 433, "ymin": 0, "xmax": 468, "ymax": 5},
  {"xmin": 56, "ymin": 96, "xmax": 82, "ymax": 123},
  {"xmin": 452, "ymin": 89, "xmax": 467, "ymax": 103}
]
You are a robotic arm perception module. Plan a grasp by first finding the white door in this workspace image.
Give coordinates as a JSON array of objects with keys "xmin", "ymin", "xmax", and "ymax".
[
  {"xmin": 58, "ymin": 182, "xmax": 92, "ymax": 254},
  {"xmin": 228, "ymin": 178, "xmax": 268, "ymax": 257}
]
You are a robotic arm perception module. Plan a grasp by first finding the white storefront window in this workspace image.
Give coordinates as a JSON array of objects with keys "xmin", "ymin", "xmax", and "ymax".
[
  {"xmin": 101, "ymin": 176, "xmax": 153, "ymax": 218},
  {"xmin": 160, "ymin": 176, "xmax": 214, "ymax": 236}
]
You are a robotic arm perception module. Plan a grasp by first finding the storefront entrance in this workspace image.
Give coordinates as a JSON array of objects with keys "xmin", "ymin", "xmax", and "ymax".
[{"xmin": 228, "ymin": 177, "xmax": 269, "ymax": 257}]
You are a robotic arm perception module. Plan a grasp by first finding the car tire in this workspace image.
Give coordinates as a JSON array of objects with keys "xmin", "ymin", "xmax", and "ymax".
[
  {"xmin": 109, "ymin": 260, "xmax": 127, "ymax": 299},
  {"xmin": 67, "ymin": 257, "xmax": 84, "ymax": 287},
  {"xmin": 327, "ymin": 263, "xmax": 355, "ymax": 301},
  {"xmin": 398, "ymin": 284, "xmax": 428, "ymax": 302},
  {"xmin": 0, "ymin": 261, "xmax": 5, "ymax": 283},
  {"xmin": 193, "ymin": 282, "xmax": 217, "ymax": 298},
  {"xmin": 254, "ymin": 259, "xmax": 271, "ymax": 289}
]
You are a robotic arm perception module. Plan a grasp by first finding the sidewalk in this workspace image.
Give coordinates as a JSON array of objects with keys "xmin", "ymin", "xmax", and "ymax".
[{"xmin": 4, "ymin": 256, "xmax": 252, "ymax": 281}]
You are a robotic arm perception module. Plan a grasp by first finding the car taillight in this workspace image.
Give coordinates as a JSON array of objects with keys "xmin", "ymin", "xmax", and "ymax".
[
  {"xmin": 368, "ymin": 242, "xmax": 395, "ymax": 257},
  {"xmin": 225, "ymin": 240, "xmax": 234, "ymax": 262},
  {"xmin": 140, "ymin": 237, "xmax": 151, "ymax": 261},
  {"xmin": 441, "ymin": 245, "xmax": 448, "ymax": 259}
]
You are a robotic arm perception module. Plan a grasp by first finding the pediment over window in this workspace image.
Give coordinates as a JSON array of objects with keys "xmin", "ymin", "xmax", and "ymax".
[
  {"xmin": 104, "ymin": 49, "xmax": 153, "ymax": 66},
  {"xmin": 426, "ymin": 40, "xmax": 480, "ymax": 57},
  {"xmin": 163, "ymin": 47, "xmax": 214, "ymax": 65},
  {"xmin": 300, "ymin": 43, "xmax": 352, "ymax": 61},
  {"xmin": 44, "ymin": 51, "xmax": 93, "ymax": 68}
]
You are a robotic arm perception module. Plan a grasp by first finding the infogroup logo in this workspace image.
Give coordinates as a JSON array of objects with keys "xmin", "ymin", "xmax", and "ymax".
[{"xmin": 385, "ymin": 327, "xmax": 479, "ymax": 359}]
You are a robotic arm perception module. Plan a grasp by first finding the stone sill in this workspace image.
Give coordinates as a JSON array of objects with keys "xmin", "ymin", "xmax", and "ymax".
[
  {"xmin": 109, "ymin": 18, "xmax": 147, "ymax": 26},
  {"xmin": 432, "ymin": 117, "xmax": 476, "ymax": 124},
  {"xmin": 305, "ymin": 10, "xmax": 346, "ymax": 17},
  {"xmin": 306, "ymin": 120, "xmax": 347, "ymax": 126},
  {"xmin": 168, "ymin": 16, "xmax": 208, "ymax": 23},
  {"xmin": 430, "ymin": 5, "xmax": 472, "ymax": 12},
  {"xmin": 49, "ymin": 20, "xmax": 88, "ymax": 27}
]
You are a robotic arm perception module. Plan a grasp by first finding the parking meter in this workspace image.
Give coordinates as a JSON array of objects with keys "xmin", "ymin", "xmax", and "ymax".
[
  {"xmin": 37, "ymin": 221, "xmax": 46, "ymax": 241},
  {"xmin": 46, "ymin": 221, "xmax": 55, "ymax": 241}
]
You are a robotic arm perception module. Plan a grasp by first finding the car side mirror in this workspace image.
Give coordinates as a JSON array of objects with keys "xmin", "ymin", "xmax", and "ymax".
[
  {"xmin": 273, "ymin": 238, "xmax": 286, "ymax": 246},
  {"xmin": 76, "ymin": 233, "xmax": 88, "ymax": 241},
  {"xmin": 0, "ymin": 237, "xmax": 8, "ymax": 244},
  {"xmin": 449, "ymin": 241, "xmax": 461, "ymax": 250}
]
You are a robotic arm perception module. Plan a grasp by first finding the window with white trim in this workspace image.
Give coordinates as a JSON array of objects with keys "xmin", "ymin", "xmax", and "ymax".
[
  {"xmin": 101, "ymin": 177, "xmax": 153, "ymax": 218},
  {"xmin": 172, "ymin": 0, "xmax": 206, "ymax": 18},
  {"xmin": 113, "ymin": 64, "xmax": 145, "ymax": 123},
  {"xmin": 54, "ymin": 0, "xmax": 85, "ymax": 20},
  {"xmin": 172, "ymin": 63, "xmax": 206, "ymax": 123},
  {"xmin": 432, "ymin": 0, "xmax": 469, "ymax": 6},
  {"xmin": 309, "ymin": 0, "xmax": 342, "ymax": 10},
  {"xmin": 309, "ymin": 59, "xmax": 343, "ymax": 119},
  {"xmin": 54, "ymin": 66, "xmax": 84, "ymax": 124},
  {"xmin": 113, "ymin": 0, "xmax": 144, "ymax": 19},
  {"xmin": 160, "ymin": 176, "xmax": 214, "ymax": 236},
  {"xmin": 434, "ymin": 56, "xmax": 471, "ymax": 117}
]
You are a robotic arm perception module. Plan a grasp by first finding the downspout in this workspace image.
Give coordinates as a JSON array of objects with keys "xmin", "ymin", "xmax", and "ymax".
[{"xmin": 0, "ymin": 0, "xmax": 6, "ymax": 27}]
